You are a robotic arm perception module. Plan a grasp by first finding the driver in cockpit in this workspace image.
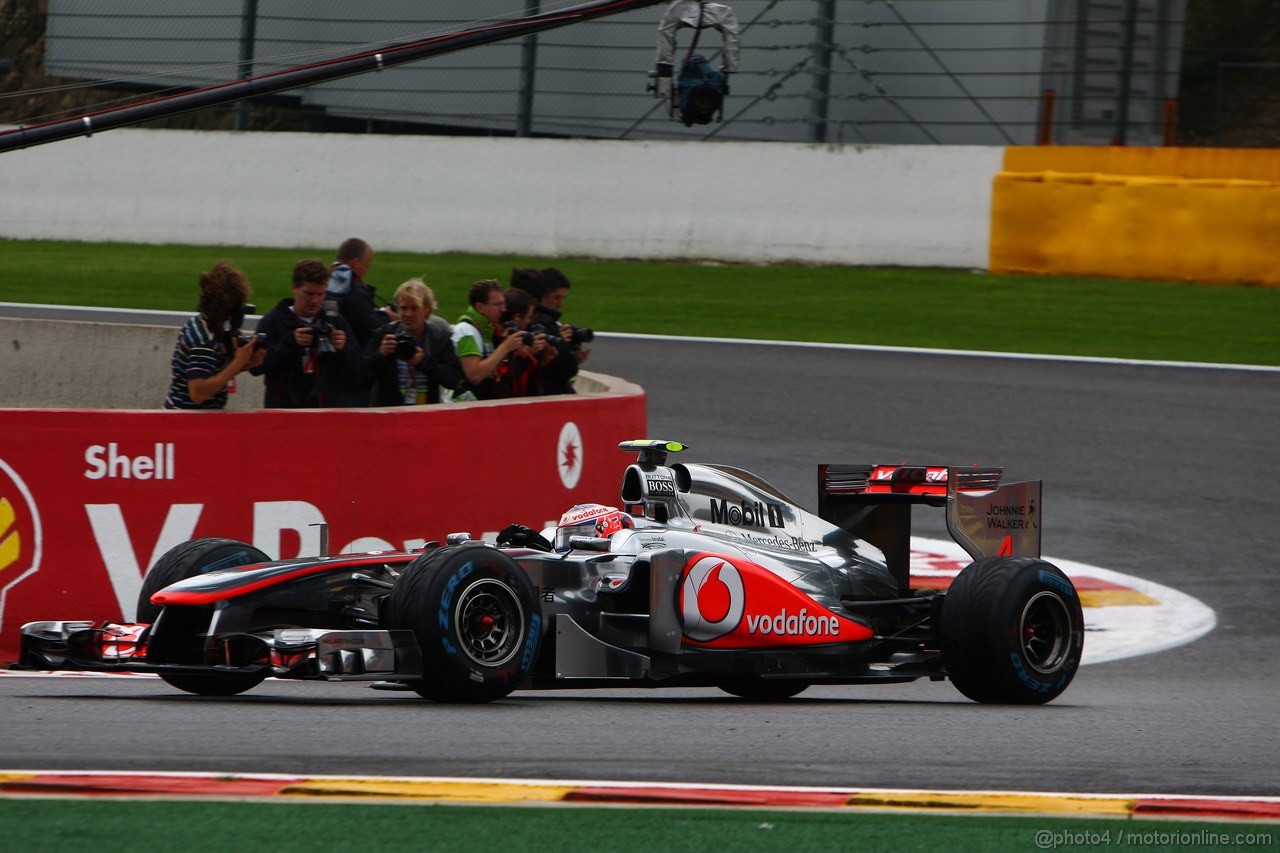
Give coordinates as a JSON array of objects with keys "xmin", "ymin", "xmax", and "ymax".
[
  {"xmin": 497, "ymin": 503, "xmax": 634, "ymax": 552},
  {"xmin": 551, "ymin": 504, "xmax": 634, "ymax": 550}
]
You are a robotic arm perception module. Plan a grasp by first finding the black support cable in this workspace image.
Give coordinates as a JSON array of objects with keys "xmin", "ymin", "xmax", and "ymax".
[
  {"xmin": 0, "ymin": 0, "xmax": 670, "ymax": 153},
  {"xmin": 878, "ymin": 2, "xmax": 1015, "ymax": 144},
  {"xmin": 703, "ymin": 54, "xmax": 812, "ymax": 140},
  {"xmin": 831, "ymin": 46, "xmax": 940, "ymax": 144}
]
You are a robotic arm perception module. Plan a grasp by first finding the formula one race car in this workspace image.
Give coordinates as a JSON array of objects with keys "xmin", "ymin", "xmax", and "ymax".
[{"xmin": 19, "ymin": 441, "xmax": 1084, "ymax": 704}]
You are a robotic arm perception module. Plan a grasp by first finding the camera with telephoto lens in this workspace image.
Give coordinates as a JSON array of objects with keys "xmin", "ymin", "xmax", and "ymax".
[
  {"xmin": 565, "ymin": 324, "xmax": 594, "ymax": 348},
  {"xmin": 528, "ymin": 323, "xmax": 564, "ymax": 351},
  {"xmin": 310, "ymin": 300, "xmax": 339, "ymax": 353},
  {"xmin": 392, "ymin": 327, "xmax": 418, "ymax": 360},
  {"xmin": 229, "ymin": 303, "xmax": 266, "ymax": 350},
  {"xmin": 503, "ymin": 320, "xmax": 535, "ymax": 346}
]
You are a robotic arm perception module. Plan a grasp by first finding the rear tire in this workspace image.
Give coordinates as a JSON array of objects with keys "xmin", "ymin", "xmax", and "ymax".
[
  {"xmin": 718, "ymin": 679, "xmax": 809, "ymax": 701},
  {"xmin": 383, "ymin": 545, "xmax": 541, "ymax": 703},
  {"xmin": 136, "ymin": 538, "xmax": 269, "ymax": 622},
  {"xmin": 941, "ymin": 556, "xmax": 1084, "ymax": 704}
]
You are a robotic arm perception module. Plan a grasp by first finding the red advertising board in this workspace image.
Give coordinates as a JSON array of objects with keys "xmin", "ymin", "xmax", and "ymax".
[{"xmin": 0, "ymin": 392, "xmax": 645, "ymax": 663}]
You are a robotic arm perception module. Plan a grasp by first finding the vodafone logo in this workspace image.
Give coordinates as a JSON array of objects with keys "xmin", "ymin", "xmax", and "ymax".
[
  {"xmin": 681, "ymin": 556, "xmax": 744, "ymax": 642},
  {"xmin": 561, "ymin": 504, "xmax": 612, "ymax": 525},
  {"xmin": 0, "ymin": 458, "xmax": 43, "ymax": 634},
  {"xmin": 557, "ymin": 422, "xmax": 583, "ymax": 489}
]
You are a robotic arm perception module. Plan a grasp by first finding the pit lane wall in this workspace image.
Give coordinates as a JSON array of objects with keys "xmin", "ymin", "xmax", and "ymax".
[{"xmin": 0, "ymin": 381, "xmax": 646, "ymax": 665}]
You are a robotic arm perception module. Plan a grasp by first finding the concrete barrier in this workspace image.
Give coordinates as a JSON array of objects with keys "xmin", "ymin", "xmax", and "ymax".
[
  {"xmin": 990, "ymin": 170, "xmax": 1280, "ymax": 286},
  {"xmin": 991, "ymin": 146, "xmax": 1280, "ymax": 286},
  {"xmin": 0, "ymin": 129, "xmax": 1002, "ymax": 268},
  {"xmin": 5, "ymin": 129, "xmax": 1275, "ymax": 283},
  {"xmin": 0, "ymin": 316, "xmax": 613, "ymax": 409},
  {"xmin": 1004, "ymin": 146, "xmax": 1280, "ymax": 182}
]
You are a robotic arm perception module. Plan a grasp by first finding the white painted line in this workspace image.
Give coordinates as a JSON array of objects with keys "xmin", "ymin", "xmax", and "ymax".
[
  {"xmin": 598, "ymin": 331, "xmax": 1280, "ymax": 373},
  {"xmin": 0, "ymin": 302, "xmax": 260, "ymax": 325},
  {"xmin": 0, "ymin": 302, "xmax": 189, "ymax": 319}
]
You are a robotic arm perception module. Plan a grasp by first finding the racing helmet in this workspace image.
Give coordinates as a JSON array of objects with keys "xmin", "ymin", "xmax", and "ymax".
[{"xmin": 555, "ymin": 503, "xmax": 633, "ymax": 550}]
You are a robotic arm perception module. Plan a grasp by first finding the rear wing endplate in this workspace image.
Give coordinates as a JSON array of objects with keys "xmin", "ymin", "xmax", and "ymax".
[{"xmin": 819, "ymin": 464, "xmax": 1041, "ymax": 594}]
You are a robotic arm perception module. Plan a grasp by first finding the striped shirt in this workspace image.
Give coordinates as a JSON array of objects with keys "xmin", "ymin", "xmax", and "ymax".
[
  {"xmin": 164, "ymin": 315, "xmax": 229, "ymax": 409},
  {"xmin": 395, "ymin": 327, "xmax": 429, "ymax": 404}
]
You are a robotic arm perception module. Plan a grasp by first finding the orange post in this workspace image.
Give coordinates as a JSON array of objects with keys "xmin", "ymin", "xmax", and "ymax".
[
  {"xmin": 1163, "ymin": 99, "xmax": 1179, "ymax": 146},
  {"xmin": 1037, "ymin": 89, "xmax": 1056, "ymax": 146}
]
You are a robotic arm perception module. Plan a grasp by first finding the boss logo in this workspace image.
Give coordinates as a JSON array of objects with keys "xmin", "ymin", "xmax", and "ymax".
[{"xmin": 646, "ymin": 477, "xmax": 676, "ymax": 496}]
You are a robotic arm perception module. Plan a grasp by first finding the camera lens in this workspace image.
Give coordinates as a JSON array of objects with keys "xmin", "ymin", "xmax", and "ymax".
[{"xmin": 394, "ymin": 333, "xmax": 417, "ymax": 360}]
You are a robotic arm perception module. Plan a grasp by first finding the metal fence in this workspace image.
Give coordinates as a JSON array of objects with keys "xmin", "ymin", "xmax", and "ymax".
[
  {"xmin": 18, "ymin": 0, "xmax": 1194, "ymax": 145},
  {"xmin": 1209, "ymin": 62, "xmax": 1280, "ymax": 146}
]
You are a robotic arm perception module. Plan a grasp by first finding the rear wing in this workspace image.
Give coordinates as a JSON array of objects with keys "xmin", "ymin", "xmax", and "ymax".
[{"xmin": 818, "ymin": 464, "xmax": 1042, "ymax": 595}]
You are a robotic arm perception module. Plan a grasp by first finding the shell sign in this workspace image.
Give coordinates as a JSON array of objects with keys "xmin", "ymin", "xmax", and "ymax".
[
  {"xmin": 0, "ymin": 459, "xmax": 43, "ymax": 636},
  {"xmin": 0, "ymin": 398, "xmax": 645, "ymax": 664}
]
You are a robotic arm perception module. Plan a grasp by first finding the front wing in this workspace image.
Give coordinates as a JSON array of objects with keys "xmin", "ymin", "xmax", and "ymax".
[{"xmin": 19, "ymin": 621, "xmax": 424, "ymax": 681}]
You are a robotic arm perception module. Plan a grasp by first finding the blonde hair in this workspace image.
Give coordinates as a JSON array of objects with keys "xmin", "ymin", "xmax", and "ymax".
[{"xmin": 395, "ymin": 278, "xmax": 437, "ymax": 312}]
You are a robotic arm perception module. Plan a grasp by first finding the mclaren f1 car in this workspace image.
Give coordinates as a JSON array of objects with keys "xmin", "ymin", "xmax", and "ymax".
[{"xmin": 19, "ymin": 441, "xmax": 1084, "ymax": 704}]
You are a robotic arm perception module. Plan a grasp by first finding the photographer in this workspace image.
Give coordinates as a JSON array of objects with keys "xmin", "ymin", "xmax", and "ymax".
[
  {"xmin": 532, "ymin": 267, "xmax": 593, "ymax": 395},
  {"xmin": 327, "ymin": 237, "xmax": 392, "ymax": 348},
  {"xmin": 451, "ymin": 279, "xmax": 526, "ymax": 401},
  {"xmin": 497, "ymin": 288, "xmax": 556, "ymax": 397},
  {"xmin": 366, "ymin": 279, "xmax": 462, "ymax": 406},
  {"xmin": 251, "ymin": 259, "xmax": 366, "ymax": 408},
  {"xmin": 163, "ymin": 261, "xmax": 266, "ymax": 409}
]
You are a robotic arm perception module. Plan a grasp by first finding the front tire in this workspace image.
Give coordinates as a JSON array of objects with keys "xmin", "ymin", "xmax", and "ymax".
[
  {"xmin": 941, "ymin": 557, "xmax": 1084, "ymax": 704},
  {"xmin": 383, "ymin": 545, "xmax": 541, "ymax": 703},
  {"xmin": 136, "ymin": 538, "xmax": 269, "ymax": 623}
]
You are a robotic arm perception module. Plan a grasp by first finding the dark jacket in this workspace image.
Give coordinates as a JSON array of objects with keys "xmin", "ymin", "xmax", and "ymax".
[
  {"xmin": 251, "ymin": 298, "xmax": 367, "ymax": 408},
  {"xmin": 365, "ymin": 320, "xmax": 463, "ymax": 406},
  {"xmin": 328, "ymin": 264, "xmax": 390, "ymax": 348},
  {"xmin": 497, "ymin": 349, "xmax": 543, "ymax": 397},
  {"xmin": 531, "ymin": 305, "xmax": 579, "ymax": 395}
]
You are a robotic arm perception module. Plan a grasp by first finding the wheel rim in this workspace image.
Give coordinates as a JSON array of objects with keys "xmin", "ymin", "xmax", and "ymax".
[
  {"xmin": 1019, "ymin": 591, "xmax": 1072, "ymax": 674},
  {"xmin": 454, "ymin": 577, "xmax": 524, "ymax": 668}
]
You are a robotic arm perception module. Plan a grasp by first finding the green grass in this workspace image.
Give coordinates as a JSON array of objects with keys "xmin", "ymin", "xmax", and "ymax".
[
  {"xmin": 0, "ymin": 799, "xmax": 1268, "ymax": 853},
  {"xmin": 2, "ymin": 239, "xmax": 1277, "ymax": 365}
]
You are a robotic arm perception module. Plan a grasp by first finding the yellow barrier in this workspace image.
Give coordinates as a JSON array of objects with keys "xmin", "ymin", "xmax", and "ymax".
[
  {"xmin": 1003, "ymin": 146, "xmax": 1280, "ymax": 182},
  {"xmin": 989, "ymin": 170, "xmax": 1280, "ymax": 286}
]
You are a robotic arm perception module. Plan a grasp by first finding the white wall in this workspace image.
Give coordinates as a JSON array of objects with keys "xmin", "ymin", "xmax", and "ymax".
[{"xmin": 0, "ymin": 129, "xmax": 1001, "ymax": 267}]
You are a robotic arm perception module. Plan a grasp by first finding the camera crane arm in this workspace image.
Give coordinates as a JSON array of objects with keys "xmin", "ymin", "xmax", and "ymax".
[{"xmin": 0, "ymin": 0, "xmax": 671, "ymax": 154}]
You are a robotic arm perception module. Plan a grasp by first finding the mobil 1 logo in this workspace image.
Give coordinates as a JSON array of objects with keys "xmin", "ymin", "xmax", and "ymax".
[{"xmin": 710, "ymin": 498, "xmax": 785, "ymax": 529}]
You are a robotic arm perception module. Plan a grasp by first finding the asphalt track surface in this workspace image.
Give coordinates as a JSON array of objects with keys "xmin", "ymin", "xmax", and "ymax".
[{"xmin": 2, "ymin": 327, "xmax": 1278, "ymax": 797}]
